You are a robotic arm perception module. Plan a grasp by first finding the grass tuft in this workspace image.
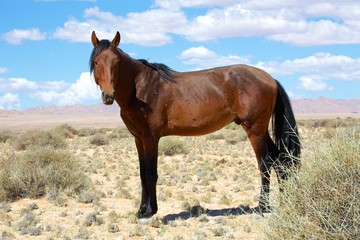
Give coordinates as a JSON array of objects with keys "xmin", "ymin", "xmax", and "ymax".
[
  {"xmin": 0, "ymin": 130, "xmax": 14, "ymax": 143},
  {"xmin": 159, "ymin": 137, "xmax": 189, "ymax": 156},
  {"xmin": 263, "ymin": 127, "xmax": 360, "ymax": 240},
  {"xmin": 53, "ymin": 124, "xmax": 78, "ymax": 138},
  {"xmin": 13, "ymin": 130, "xmax": 67, "ymax": 151},
  {"xmin": 89, "ymin": 133, "xmax": 110, "ymax": 146},
  {"xmin": 0, "ymin": 147, "xmax": 91, "ymax": 201}
]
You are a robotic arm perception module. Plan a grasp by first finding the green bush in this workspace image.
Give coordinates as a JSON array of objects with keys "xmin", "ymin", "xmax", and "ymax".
[
  {"xmin": 264, "ymin": 127, "xmax": 360, "ymax": 240},
  {"xmin": 14, "ymin": 130, "xmax": 67, "ymax": 150},
  {"xmin": 159, "ymin": 137, "xmax": 189, "ymax": 156},
  {"xmin": 0, "ymin": 147, "xmax": 91, "ymax": 201}
]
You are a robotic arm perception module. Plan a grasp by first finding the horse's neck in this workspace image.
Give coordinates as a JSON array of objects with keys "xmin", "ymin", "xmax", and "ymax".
[{"xmin": 114, "ymin": 53, "xmax": 142, "ymax": 107}]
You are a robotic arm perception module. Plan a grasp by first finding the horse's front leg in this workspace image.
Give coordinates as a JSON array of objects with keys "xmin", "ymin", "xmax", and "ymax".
[
  {"xmin": 135, "ymin": 136, "xmax": 159, "ymax": 219},
  {"xmin": 135, "ymin": 138, "xmax": 149, "ymax": 216}
]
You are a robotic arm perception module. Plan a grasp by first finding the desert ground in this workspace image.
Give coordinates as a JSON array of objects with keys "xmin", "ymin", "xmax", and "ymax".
[{"xmin": 0, "ymin": 112, "xmax": 359, "ymax": 239}]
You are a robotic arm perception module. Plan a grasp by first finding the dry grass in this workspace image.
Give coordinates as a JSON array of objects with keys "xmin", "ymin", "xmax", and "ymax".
[
  {"xmin": 0, "ymin": 147, "xmax": 91, "ymax": 201},
  {"xmin": 13, "ymin": 130, "xmax": 67, "ymax": 150},
  {"xmin": 89, "ymin": 133, "xmax": 110, "ymax": 146},
  {"xmin": 0, "ymin": 130, "xmax": 14, "ymax": 143},
  {"xmin": 53, "ymin": 124, "xmax": 78, "ymax": 138},
  {"xmin": 0, "ymin": 118, "xmax": 358, "ymax": 239},
  {"xmin": 263, "ymin": 126, "xmax": 360, "ymax": 240},
  {"xmin": 159, "ymin": 137, "xmax": 189, "ymax": 156}
]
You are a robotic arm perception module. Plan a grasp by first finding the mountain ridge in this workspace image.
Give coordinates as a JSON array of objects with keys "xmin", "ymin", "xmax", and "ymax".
[{"xmin": 1, "ymin": 97, "xmax": 359, "ymax": 115}]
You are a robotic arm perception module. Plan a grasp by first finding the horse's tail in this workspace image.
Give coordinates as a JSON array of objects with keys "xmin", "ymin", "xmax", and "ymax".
[{"xmin": 272, "ymin": 81, "xmax": 301, "ymax": 167}]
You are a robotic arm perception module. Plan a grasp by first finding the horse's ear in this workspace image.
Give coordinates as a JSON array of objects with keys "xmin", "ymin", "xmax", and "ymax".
[
  {"xmin": 91, "ymin": 31, "xmax": 99, "ymax": 47},
  {"xmin": 112, "ymin": 31, "xmax": 121, "ymax": 47}
]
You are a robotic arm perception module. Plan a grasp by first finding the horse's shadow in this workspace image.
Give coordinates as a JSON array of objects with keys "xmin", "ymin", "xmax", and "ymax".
[{"xmin": 161, "ymin": 205, "xmax": 256, "ymax": 224}]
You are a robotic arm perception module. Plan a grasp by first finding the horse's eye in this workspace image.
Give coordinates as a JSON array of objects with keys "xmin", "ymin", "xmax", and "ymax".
[{"xmin": 94, "ymin": 61, "xmax": 98, "ymax": 66}]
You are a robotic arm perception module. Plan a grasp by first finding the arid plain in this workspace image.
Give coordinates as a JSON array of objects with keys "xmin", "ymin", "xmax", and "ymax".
[{"xmin": 0, "ymin": 101, "xmax": 359, "ymax": 239}]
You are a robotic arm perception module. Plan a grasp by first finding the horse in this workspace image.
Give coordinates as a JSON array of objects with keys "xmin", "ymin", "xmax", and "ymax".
[{"xmin": 89, "ymin": 31, "xmax": 301, "ymax": 218}]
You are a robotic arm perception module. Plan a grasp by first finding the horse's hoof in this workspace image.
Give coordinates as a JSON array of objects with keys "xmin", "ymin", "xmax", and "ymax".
[
  {"xmin": 252, "ymin": 205, "xmax": 271, "ymax": 215},
  {"xmin": 136, "ymin": 209, "xmax": 155, "ymax": 219}
]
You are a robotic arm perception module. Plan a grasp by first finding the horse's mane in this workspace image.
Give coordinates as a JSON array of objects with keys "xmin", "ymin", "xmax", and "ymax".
[
  {"xmin": 90, "ymin": 39, "xmax": 111, "ymax": 74},
  {"xmin": 136, "ymin": 59, "xmax": 174, "ymax": 81},
  {"xmin": 90, "ymin": 40, "xmax": 175, "ymax": 81}
]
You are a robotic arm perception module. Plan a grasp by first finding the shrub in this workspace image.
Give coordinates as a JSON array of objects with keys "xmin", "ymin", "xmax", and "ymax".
[
  {"xmin": 0, "ymin": 147, "xmax": 91, "ymax": 201},
  {"xmin": 109, "ymin": 127, "xmax": 131, "ymax": 139},
  {"xmin": 77, "ymin": 191, "xmax": 99, "ymax": 204},
  {"xmin": 206, "ymin": 132, "xmax": 225, "ymax": 140},
  {"xmin": 225, "ymin": 130, "xmax": 248, "ymax": 145},
  {"xmin": 14, "ymin": 130, "xmax": 66, "ymax": 151},
  {"xmin": 17, "ymin": 211, "xmax": 39, "ymax": 236},
  {"xmin": 0, "ymin": 130, "xmax": 14, "ymax": 143},
  {"xmin": 89, "ymin": 133, "xmax": 109, "ymax": 146},
  {"xmin": 159, "ymin": 137, "xmax": 189, "ymax": 156},
  {"xmin": 77, "ymin": 128, "xmax": 98, "ymax": 137},
  {"xmin": 53, "ymin": 124, "xmax": 78, "ymax": 138},
  {"xmin": 263, "ymin": 127, "xmax": 360, "ymax": 240}
]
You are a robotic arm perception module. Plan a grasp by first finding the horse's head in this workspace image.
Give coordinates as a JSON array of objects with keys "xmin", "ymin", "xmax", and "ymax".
[{"xmin": 90, "ymin": 31, "xmax": 121, "ymax": 105}]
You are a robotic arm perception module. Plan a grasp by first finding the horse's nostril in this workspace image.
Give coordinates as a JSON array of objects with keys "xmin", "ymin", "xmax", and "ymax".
[{"xmin": 102, "ymin": 91, "xmax": 115, "ymax": 105}]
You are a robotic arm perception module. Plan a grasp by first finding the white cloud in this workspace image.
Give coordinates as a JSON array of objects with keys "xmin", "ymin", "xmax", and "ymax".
[
  {"xmin": 51, "ymin": 1, "xmax": 360, "ymax": 46},
  {"xmin": 180, "ymin": 2, "xmax": 360, "ymax": 45},
  {"xmin": 2, "ymin": 28, "xmax": 46, "ymax": 45},
  {"xmin": 180, "ymin": 4, "xmax": 306, "ymax": 41},
  {"xmin": 179, "ymin": 46, "xmax": 217, "ymax": 59},
  {"xmin": 53, "ymin": 18, "xmax": 93, "ymax": 42},
  {"xmin": 31, "ymin": 72, "xmax": 101, "ymax": 105},
  {"xmin": 0, "ymin": 68, "xmax": 7, "ymax": 74},
  {"xmin": 269, "ymin": 20, "xmax": 360, "ymax": 46},
  {"xmin": 154, "ymin": 0, "xmax": 241, "ymax": 9},
  {"xmin": 0, "ymin": 93, "xmax": 20, "ymax": 110},
  {"xmin": 0, "ymin": 73, "xmax": 100, "ymax": 108},
  {"xmin": 178, "ymin": 48, "xmax": 359, "ymax": 93},
  {"xmin": 298, "ymin": 76, "xmax": 334, "ymax": 91},
  {"xmin": 0, "ymin": 77, "xmax": 68, "ymax": 94},
  {"xmin": 53, "ymin": 6, "xmax": 187, "ymax": 46},
  {"xmin": 9, "ymin": 78, "xmax": 39, "ymax": 90},
  {"xmin": 179, "ymin": 46, "xmax": 249, "ymax": 69},
  {"xmin": 258, "ymin": 52, "xmax": 360, "ymax": 81},
  {"xmin": 255, "ymin": 52, "xmax": 360, "ymax": 92}
]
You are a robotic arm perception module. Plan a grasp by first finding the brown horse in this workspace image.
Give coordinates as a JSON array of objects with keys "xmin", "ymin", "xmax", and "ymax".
[{"xmin": 90, "ymin": 31, "xmax": 301, "ymax": 218}]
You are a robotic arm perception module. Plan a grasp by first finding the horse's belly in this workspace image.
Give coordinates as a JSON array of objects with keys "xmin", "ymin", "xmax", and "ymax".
[{"xmin": 165, "ymin": 105, "xmax": 235, "ymax": 136}]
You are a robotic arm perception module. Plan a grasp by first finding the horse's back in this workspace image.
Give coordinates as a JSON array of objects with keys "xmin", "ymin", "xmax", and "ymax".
[{"xmin": 174, "ymin": 64, "xmax": 276, "ymax": 88}]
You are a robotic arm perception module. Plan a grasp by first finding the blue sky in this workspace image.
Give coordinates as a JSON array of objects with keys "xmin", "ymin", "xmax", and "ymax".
[{"xmin": 0, "ymin": 0, "xmax": 359, "ymax": 109}]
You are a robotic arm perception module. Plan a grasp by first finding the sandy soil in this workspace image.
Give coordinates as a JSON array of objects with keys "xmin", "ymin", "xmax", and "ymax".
[
  {"xmin": 0, "ymin": 125, "xmax": 273, "ymax": 239},
  {"xmin": 0, "ymin": 113, "xmax": 124, "ymax": 132},
  {"xmin": 0, "ymin": 113, "xmax": 358, "ymax": 239}
]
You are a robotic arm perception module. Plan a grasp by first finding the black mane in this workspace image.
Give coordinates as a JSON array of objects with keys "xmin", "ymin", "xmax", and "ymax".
[
  {"xmin": 89, "ymin": 39, "xmax": 111, "ymax": 74},
  {"xmin": 137, "ymin": 59, "xmax": 175, "ymax": 81},
  {"xmin": 90, "ymin": 40, "xmax": 175, "ymax": 81}
]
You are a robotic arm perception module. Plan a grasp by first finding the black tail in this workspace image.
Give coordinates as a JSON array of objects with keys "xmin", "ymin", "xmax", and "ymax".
[{"xmin": 272, "ymin": 81, "xmax": 301, "ymax": 167}]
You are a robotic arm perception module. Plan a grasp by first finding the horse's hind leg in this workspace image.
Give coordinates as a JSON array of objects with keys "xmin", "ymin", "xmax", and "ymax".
[{"xmin": 244, "ymin": 126, "xmax": 279, "ymax": 213}]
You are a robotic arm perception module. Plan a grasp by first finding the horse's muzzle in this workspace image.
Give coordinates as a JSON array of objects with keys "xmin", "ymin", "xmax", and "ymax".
[{"xmin": 102, "ymin": 91, "xmax": 115, "ymax": 105}]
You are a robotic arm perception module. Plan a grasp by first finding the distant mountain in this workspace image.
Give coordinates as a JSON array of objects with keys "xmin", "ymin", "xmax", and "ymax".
[
  {"xmin": 21, "ymin": 103, "xmax": 120, "ymax": 115},
  {"xmin": 1, "ymin": 97, "xmax": 360, "ymax": 115},
  {"xmin": 291, "ymin": 97, "xmax": 360, "ymax": 114}
]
